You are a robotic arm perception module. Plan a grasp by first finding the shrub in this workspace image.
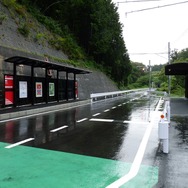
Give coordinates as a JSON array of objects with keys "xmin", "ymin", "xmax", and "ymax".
[
  {"xmin": 2, "ymin": 0, "xmax": 16, "ymax": 8},
  {"xmin": 18, "ymin": 22, "xmax": 30, "ymax": 37},
  {"xmin": 0, "ymin": 12, "xmax": 7, "ymax": 24},
  {"xmin": 34, "ymin": 33, "xmax": 46, "ymax": 42}
]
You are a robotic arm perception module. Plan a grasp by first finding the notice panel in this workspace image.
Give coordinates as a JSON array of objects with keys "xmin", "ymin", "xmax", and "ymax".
[
  {"xmin": 36, "ymin": 82, "xmax": 42, "ymax": 97},
  {"xmin": 49, "ymin": 82, "xmax": 55, "ymax": 97},
  {"xmin": 19, "ymin": 81, "xmax": 27, "ymax": 98}
]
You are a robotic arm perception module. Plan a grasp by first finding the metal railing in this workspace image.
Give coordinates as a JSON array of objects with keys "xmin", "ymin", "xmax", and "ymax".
[{"xmin": 90, "ymin": 88, "xmax": 148, "ymax": 102}]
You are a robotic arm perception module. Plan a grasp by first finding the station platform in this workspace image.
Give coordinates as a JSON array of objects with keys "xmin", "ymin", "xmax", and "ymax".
[
  {"xmin": 155, "ymin": 97, "xmax": 188, "ymax": 187},
  {"xmin": 0, "ymin": 99, "xmax": 90, "ymax": 121}
]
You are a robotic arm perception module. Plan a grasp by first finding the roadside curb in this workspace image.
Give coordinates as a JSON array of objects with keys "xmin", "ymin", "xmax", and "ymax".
[{"xmin": 0, "ymin": 99, "xmax": 91, "ymax": 121}]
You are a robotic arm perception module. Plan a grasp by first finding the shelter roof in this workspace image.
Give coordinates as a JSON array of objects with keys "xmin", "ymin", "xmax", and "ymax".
[
  {"xmin": 165, "ymin": 63, "xmax": 188, "ymax": 75},
  {"xmin": 5, "ymin": 56, "xmax": 91, "ymax": 74}
]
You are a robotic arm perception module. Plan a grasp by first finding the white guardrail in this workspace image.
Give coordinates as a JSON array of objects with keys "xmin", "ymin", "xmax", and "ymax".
[{"xmin": 90, "ymin": 88, "xmax": 149, "ymax": 102}]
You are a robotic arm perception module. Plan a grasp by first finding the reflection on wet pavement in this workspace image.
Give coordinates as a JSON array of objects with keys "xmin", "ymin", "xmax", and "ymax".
[
  {"xmin": 0, "ymin": 94, "xmax": 160, "ymax": 161},
  {"xmin": 172, "ymin": 116, "xmax": 188, "ymax": 145},
  {"xmin": 0, "ymin": 109, "xmax": 77, "ymax": 146}
]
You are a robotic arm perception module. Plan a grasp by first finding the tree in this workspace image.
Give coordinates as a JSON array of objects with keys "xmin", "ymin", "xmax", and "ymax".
[{"xmin": 19, "ymin": 0, "xmax": 131, "ymax": 86}]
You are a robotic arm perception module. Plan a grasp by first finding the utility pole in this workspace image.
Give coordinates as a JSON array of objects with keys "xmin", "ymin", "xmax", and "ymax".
[
  {"xmin": 168, "ymin": 42, "xmax": 171, "ymax": 96},
  {"xmin": 148, "ymin": 60, "xmax": 151, "ymax": 122},
  {"xmin": 149, "ymin": 60, "xmax": 151, "ymax": 92}
]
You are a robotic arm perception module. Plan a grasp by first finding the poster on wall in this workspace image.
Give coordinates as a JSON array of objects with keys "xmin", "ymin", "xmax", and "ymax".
[
  {"xmin": 49, "ymin": 82, "xmax": 55, "ymax": 97},
  {"xmin": 36, "ymin": 82, "xmax": 42, "ymax": 97},
  {"xmin": 19, "ymin": 81, "xmax": 27, "ymax": 98}
]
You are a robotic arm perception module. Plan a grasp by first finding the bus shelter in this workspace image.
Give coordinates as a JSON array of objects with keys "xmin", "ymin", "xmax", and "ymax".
[{"xmin": 4, "ymin": 56, "xmax": 91, "ymax": 107}]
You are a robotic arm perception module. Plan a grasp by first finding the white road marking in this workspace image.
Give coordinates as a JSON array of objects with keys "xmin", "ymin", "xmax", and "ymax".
[
  {"xmin": 5, "ymin": 138, "xmax": 35, "ymax": 149},
  {"xmin": 76, "ymin": 118, "xmax": 88, "ymax": 123},
  {"xmin": 106, "ymin": 97, "xmax": 162, "ymax": 188},
  {"xmin": 104, "ymin": 109, "xmax": 110, "ymax": 112},
  {"xmin": 0, "ymin": 103, "xmax": 89, "ymax": 123},
  {"xmin": 118, "ymin": 104, "xmax": 122, "ymax": 107},
  {"xmin": 112, "ymin": 106, "xmax": 116, "ymax": 109},
  {"xmin": 90, "ymin": 118, "xmax": 149, "ymax": 124},
  {"xmin": 50, "ymin": 125, "xmax": 68, "ymax": 133},
  {"xmin": 92, "ymin": 113, "xmax": 101, "ymax": 117},
  {"xmin": 90, "ymin": 118, "xmax": 114, "ymax": 122},
  {"xmin": 123, "ymin": 120, "xmax": 149, "ymax": 124}
]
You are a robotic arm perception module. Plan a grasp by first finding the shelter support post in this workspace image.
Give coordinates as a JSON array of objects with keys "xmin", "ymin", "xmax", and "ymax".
[
  {"xmin": 66, "ymin": 72, "xmax": 68, "ymax": 101},
  {"xmin": 185, "ymin": 75, "xmax": 188, "ymax": 98},
  {"xmin": 45, "ymin": 68, "xmax": 48, "ymax": 104},
  {"xmin": 13, "ymin": 63, "xmax": 17, "ymax": 107},
  {"xmin": 74, "ymin": 73, "xmax": 76, "ymax": 100},
  {"xmin": 57, "ymin": 71, "xmax": 59, "ymax": 102},
  {"xmin": 31, "ymin": 65, "xmax": 34, "ymax": 105}
]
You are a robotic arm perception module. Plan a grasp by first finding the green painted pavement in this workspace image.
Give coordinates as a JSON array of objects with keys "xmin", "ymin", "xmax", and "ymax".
[{"xmin": 0, "ymin": 142, "xmax": 158, "ymax": 188}]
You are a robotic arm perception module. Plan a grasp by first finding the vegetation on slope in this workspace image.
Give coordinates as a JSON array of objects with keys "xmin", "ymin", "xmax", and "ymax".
[
  {"xmin": 2, "ymin": 0, "xmax": 131, "ymax": 87},
  {"xmin": 2, "ymin": 0, "xmax": 187, "ymax": 96}
]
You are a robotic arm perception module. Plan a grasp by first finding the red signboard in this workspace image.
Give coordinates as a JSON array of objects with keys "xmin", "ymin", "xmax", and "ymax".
[
  {"xmin": 5, "ymin": 75, "xmax": 13, "ymax": 89},
  {"xmin": 5, "ymin": 75, "xmax": 14, "ymax": 105},
  {"xmin": 5, "ymin": 91, "xmax": 14, "ymax": 105}
]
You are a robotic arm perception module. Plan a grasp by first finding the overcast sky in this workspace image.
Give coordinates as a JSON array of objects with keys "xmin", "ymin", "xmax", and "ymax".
[{"xmin": 112, "ymin": 0, "xmax": 188, "ymax": 65}]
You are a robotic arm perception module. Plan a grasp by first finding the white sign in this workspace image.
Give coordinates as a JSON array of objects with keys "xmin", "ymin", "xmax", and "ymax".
[{"xmin": 19, "ymin": 81, "xmax": 27, "ymax": 98}]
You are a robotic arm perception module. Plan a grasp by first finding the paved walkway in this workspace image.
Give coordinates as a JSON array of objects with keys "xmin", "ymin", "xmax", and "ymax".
[
  {"xmin": 0, "ymin": 100, "xmax": 90, "ymax": 121},
  {"xmin": 155, "ymin": 98, "xmax": 188, "ymax": 188}
]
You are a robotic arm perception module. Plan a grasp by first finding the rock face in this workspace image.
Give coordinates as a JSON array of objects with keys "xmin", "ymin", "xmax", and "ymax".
[
  {"xmin": 0, "ymin": 1, "xmax": 68, "ymax": 60},
  {"xmin": 0, "ymin": 2, "xmax": 118, "ymax": 107}
]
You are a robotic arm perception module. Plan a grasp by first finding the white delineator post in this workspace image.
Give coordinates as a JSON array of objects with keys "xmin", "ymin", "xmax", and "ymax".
[
  {"xmin": 158, "ymin": 99, "xmax": 170, "ymax": 154},
  {"xmin": 167, "ymin": 100, "xmax": 171, "ymax": 124}
]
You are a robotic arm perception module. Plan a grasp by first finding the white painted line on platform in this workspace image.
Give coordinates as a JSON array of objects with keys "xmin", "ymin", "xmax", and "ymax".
[
  {"xmin": 92, "ymin": 113, "xmax": 101, "ymax": 117},
  {"xmin": 5, "ymin": 138, "xmax": 35, "ymax": 149},
  {"xmin": 50, "ymin": 125, "xmax": 68, "ymax": 133},
  {"xmin": 90, "ymin": 118, "xmax": 149, "ymax": 124},
  {"xmin": 76, "ymin": 118, "xmax": 88, "ymax": 123},
  {"xmin": 106, "ymin": 97, "xmax": 162, "ymax": 188},
  {"xmin": 104, "ymin": 109, "xmax": 110, "ymax": 112},
  {"xmin": 0, "ymin": 102, "xmax": 90, "ymax": 123},
  {"xmin": 123, "ymin": 120, "xmax": 149, "ymax": 124},
  {"xmin": 90, "ymin": 118, "xmax": 114, "ymax": 122}
]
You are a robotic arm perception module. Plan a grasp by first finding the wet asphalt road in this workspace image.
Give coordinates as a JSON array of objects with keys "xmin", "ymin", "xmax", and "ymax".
[
  {"xmin": 1, "ymin": 95, "xmax": 188, "ymax": 187},
  {"xmin": 0, "ymin": 93, "xmax": 159, "ymax": 164}
]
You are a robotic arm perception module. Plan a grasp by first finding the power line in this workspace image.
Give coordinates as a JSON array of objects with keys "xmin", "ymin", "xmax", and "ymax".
[
  {"xmin": 129, "ymin": 52, "xmax": 167, "ymax": 55},
  {"xmin": 125, "ymin": 1, "xmax": 188, "ymax": 15},
  {"xmin": 117, "ymin": 0, "xmax": 161, "ymax": 3}
]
